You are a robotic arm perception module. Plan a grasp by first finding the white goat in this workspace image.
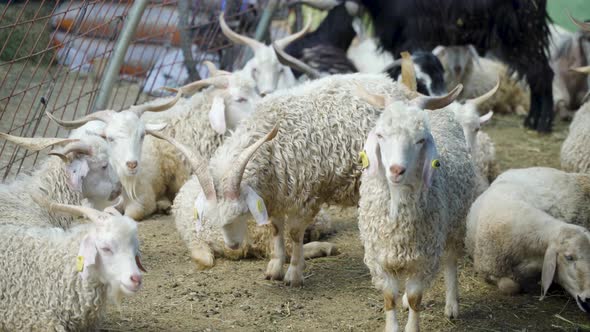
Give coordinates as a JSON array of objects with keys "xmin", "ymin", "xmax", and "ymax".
[
  {"xmin": 218, "ymin": 13, "xmax": 310, "ymax": 95},
  {"xmin": 355, "ymin": 86, "xmax": 476, "ymax": 331},
  {"xmin": 466, "ymin": 167, "xmax": 590, "ymax": 313},
  {"xmin": 0, "ymin": 199, "xmax": 145, "ymax": 331},
  {"xmin": 0, "ymin": 130, "xmax": 121, "ymax": 228},
  {"xmin": 46, "ymin": 91, "xmax": 182, "ymax": 218}
]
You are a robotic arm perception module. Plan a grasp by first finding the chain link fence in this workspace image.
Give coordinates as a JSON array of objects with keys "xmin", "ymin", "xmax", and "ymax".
[{"xmin": 0, "ymin": 0, "xmax": 293, "ymax": 181}]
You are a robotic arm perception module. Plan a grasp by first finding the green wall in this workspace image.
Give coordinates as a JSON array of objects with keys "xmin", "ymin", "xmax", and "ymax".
[{"xmin": 547, "ymin": 0, "xmax": 590, "ymax": 31}]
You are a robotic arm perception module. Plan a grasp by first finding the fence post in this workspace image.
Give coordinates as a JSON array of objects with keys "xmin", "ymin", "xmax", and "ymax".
[
  {"xmin": 93, "ymin": 0, "xmax": 149, "ymax": 111},
  {"xmin": 254, "ymin": 0, "xmax": 278, "ymax": 42}
]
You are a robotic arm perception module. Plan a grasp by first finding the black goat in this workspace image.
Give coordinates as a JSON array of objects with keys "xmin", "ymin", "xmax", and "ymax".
[
  {"xmin": 284, "ymin": 0, "xmax": 358, "ymax": 77},
  {"xmin": 359, "ymin": 0, "xmax": 554, "ymax": 132}
]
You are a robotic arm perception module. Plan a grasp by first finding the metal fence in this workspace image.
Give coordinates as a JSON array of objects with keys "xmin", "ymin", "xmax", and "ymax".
[{"xmin": 0, "ymin": 0, "xmax": 289, "ymax": 181}]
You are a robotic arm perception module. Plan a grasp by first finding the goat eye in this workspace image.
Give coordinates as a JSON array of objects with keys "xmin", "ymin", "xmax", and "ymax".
[
  {"xmin": 102, "ymin": 163, "xmax": 108, "ymax": 170},
  {"xmin": 237, "ymin": 97, "xmax": 247, "ymax": 103},
  {"xmin": 565, "ymin": 254, "xmax": 575, "ymax": 262},
  {"xmin": 474, "ymin": 128, "xmax": 480, "ymax": 133},
  {"xmin": 416, "ymin": 138, "xmax": 425, "ymax": 144},
  {"xmin": 101, "ymin": 247, "xmax": 113, "ymax": 254},
  {"xmin": 251, "ymin": 68, "xmax": 258, "ymax": 77},
  {"xmin": 376, "ymin": 133, "xmax": 383, "ymax": 139},
  {"xmin": 107, "ymin": 136, "xmax": 114, "ymax": 143}
]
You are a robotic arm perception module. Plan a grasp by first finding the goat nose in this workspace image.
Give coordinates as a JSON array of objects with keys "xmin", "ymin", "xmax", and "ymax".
[
  {"xmin": 126, "ymin": 161, "xmax": 138, "ymax": 169},
  {"xmin": 260, "ymin": 92, "xmax": 268, "ymax": 97},
  {"xmin": 389, "ymin": 164, "xmax": 406, "ymax": 176},
  {"xmin": 130, "ymin": 274, "xmax": 142, "ymax": 285}
]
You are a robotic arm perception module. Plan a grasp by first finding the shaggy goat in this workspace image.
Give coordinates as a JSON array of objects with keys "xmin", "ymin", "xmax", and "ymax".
[
  {"xmin": 355, "ymin": 85, "xmax": 476, "ymax": 331},
  {"xmin": 0, "ymin": 199, "xmax": 145, "ymax": 331},
  {"xmin": 466, "ymin": 167, "xmax": 590, "ymax": 313},
  {"xmin": 0, "ymin": 129, "xmax": 121, "ymax": 228}
]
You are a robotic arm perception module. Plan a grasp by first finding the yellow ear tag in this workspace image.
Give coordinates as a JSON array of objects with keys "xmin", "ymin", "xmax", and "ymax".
[
  {"xmin": 431, "ymin": 159, "xmax": 441, "ymax": 168},
  {"xmin": 193, "ymin": 207, "xmax": 198, "ymax": 221},
  {"xmin": 76, "ymin": 256, "xmax": 84, "ymax": 272},
  {"xmin": 359, "ymin": 150, "xmax": 369, "ymax": 169},
  {"xmin": 256, "ymin": 199, "xmax": 264, "ymax": 213}
]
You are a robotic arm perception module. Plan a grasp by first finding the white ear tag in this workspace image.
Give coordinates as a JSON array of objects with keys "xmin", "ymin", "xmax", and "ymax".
[
  {"xmin": 193, "ymin": 193, "xmax": 206, "ymax": 233},
  {"xmin": 245, "ymin": 186, "xmax": 268, "ymax": 226}
]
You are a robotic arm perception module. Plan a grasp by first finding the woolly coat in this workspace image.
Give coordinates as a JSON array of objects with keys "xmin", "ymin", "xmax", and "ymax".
[
  {"xmin": 358, "ymin": 108, "xmax": 476, "ymax": 290},
  {"xmin": 173, "ymin": 73, "xmax": 411, "ymax": 262},
  {"xmin": 466, "ymin": 167, "xmax": 590, "ymax": 280},
  {"xmin": 0, "ymin": 224, "xmax": 108, "ymax": 331},
  {"xmin": 125, "ymin": 91, "xmax": 225, "ymax": 220},
  {"xmin": 475, "ymin": 131, "xmax": 499, "ymax": 184},
  {"xmin": 561, "ymin": 102, "xmax": 590, "ymax": 174}
]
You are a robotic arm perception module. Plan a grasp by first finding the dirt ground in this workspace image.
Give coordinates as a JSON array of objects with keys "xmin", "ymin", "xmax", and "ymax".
[{"xmin": 100, "ymin": 114, "xmax": 590, "ymax": 332}]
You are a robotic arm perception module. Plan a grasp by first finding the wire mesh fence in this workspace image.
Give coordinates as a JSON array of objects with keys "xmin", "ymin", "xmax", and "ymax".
[{"xmin": 0, "ymin": 0, "xmax": 292, "ymax": 181}]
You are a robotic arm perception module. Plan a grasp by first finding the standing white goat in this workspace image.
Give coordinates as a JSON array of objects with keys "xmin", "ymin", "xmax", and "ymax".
[{"xmin": 355, "ymin": 86, "xmax": 477, "ymax": 331}]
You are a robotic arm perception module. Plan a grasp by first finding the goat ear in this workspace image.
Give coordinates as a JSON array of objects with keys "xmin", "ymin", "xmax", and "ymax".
[
  {"xmin": 421, "ymin": 132, "xmax": 439, "ymax": 190},
  {"xmin": 363, "ymin": 129, "xmax": 381, "ymax": 177},
  {"xmin": 77, "ymin": 234, "xmax": 98, "ymax": 280},
  {"xmin": 432, "ymin": 45, "xmax": 446, "ymax": 57},
  {"xmin": 541, "ymin": 245, "xmax": 557, "ymax": 300},
  {"xmin": 209, "ymin": 96, "xmax": 227, "ymax": 135},
  {"xmin": 66, "ymin": 158, "xmax": 90, "ymax": 192},
  {"xmin": 245, "ymin": 185, "xmax": 269, "ymax": 226},
  {"xmin": 479, "ymin": 111, "xmax": 493, "ymax": 125},
  {"xmin": 145, "ymin": 122, "xmax": 167, "ymax": 132}
]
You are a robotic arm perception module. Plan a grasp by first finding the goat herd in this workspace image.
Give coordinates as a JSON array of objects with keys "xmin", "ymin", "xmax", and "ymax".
[{"xmin": 1, "ymin": 2, "xmax": 590, "ymax": 331}]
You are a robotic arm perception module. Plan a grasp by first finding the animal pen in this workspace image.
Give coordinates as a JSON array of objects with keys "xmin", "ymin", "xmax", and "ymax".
[{"xmin": 0, "ymin": 0, "xmax": 291, "ymax": 181}]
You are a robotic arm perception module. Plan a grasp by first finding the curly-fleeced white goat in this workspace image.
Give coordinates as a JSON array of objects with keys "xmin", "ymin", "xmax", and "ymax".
[
  {"xmin": 466, "ymin": 167, "xmax": 590, "ymax": 313},
  {"xmin": 355, "ymin": 86, "xmax": 476, "ymax": 331},
  {"xmin": 0, "ymin": 127, "xmax": 121, "ymax": 229},
  {"xmin": 0, "ymin": 199, "xmax": 145, "ymax": 331}
]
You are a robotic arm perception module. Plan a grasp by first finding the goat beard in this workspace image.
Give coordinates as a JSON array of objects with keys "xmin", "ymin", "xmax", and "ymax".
[{"xmin": 120, "ymin": 174, "xmax": 140, "ymax": 204}]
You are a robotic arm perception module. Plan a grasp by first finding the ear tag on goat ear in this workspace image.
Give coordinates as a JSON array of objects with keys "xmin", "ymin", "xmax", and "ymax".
[
  {"xmin": 245, "ymin": 186, "xmax": 269, "ymax": 226},
  {"xmin": 76, "ymin": 256, "xmax": 84, "ymax": 272},
  {"xmin": 431, "ymin": 159, "xmax": 441, "ymax": 168},
  {"xmin": 359, "ymin": 150, "xmax": 370, "ymax": 169}
]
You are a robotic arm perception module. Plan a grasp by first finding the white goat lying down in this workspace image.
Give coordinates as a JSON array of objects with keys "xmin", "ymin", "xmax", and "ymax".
[
  {"xmin": 0, "ymin": 127, "xmax": 121, "ymax": 229},
  {"xmin": 218, "ymin": 12, "xmax": 310, "ymax": 95},
  {"xmin": 355, "ymin": 86, "xmax": 477, "ymax": 331},
  {"xmin": 0, "ymin": 198, "xmax": 145, "ymax": 331},
  {"xmin": 46, "ymin": 90, "xmax": 182, "ymax": 220},
  {"xmin": 466, "ymin": 167, "xmax": 590, "ymax": 313}
]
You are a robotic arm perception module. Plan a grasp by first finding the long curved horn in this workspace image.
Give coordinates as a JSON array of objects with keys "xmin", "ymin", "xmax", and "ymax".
[
  {"xmin": 274, "ymin": 14, "xmax": 312, "ymax": 50},
  {"xmin": 104, "ymin": 196, "xmax": 124, "ymax": 216},
  {"xmin": 130, "ymin": 88, "xmax": 182, "ymax": 116},
  {"xmin": 147, "ymin": 130, "xmax": 217, "ymax": 202},
  {"xmin": 400, "ymin": 51, "xmax": 417, "ymax": 92},
  {"xmin": 46, "ymin": 110, "xmax": 115, "ymax": 130},
  {"xmin": 466, "ymin": 79, "xmax": 500, "ymax": 106},
  {"xmin": 569, "ymin": 12, "xmax": 590, "ymax": 31},
  {"xmin": 219, "ymin": 12, "xmax": 264, "ymax": 52},
  {"xmin": 272, "ymin": 43, "xmax": 321, "ymax": 79},
  {"xmin": 0, "ymin": 132, "xmax": 78, "ymax": 151},
  {"xmin": 223, "ymin": 124, "xmax": 279, "ymax": 199},
  {"xmin": 570, "ymin": 66, "xmax": 590, "ymax": 74},
  {"xmin": 176, "ymin": 76, "xmax": 230, "ymax": 96},
  {"xmin": 354, "ymin": 83, "xmax": 387, "ymax": 109},
  {"xmin": 54, "ymin": 141, "xmax": 93, "ymax": 157},
  {"xmin": 203, "ymin": 60, "xmax": 231, "ymax": 77},
  {"xmin": 411, "ymin": 84, "xmax": 463, "ymax": 110},
  {"xmin": 32, "ymin": 191, "xmax": 108, "ymax": 224}
]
